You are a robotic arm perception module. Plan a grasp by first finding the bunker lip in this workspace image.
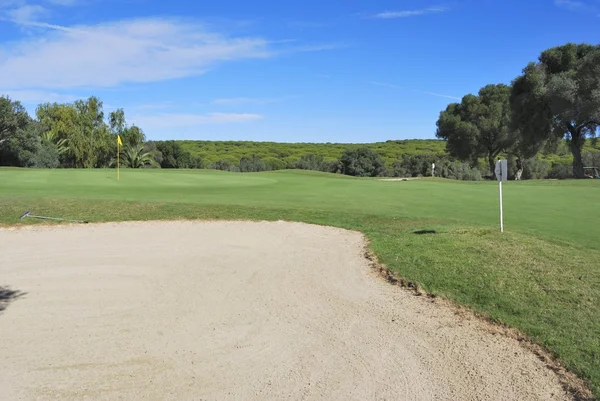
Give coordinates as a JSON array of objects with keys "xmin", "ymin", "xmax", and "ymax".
[{"xmin": 0, "ymin": 220, "xmax": 588, "ymax": 400}]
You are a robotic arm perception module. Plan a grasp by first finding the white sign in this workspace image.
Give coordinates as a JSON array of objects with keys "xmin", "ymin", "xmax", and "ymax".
[{"xmin": 495, "ymin": 159, "xmax": 507, "ymax": 182}]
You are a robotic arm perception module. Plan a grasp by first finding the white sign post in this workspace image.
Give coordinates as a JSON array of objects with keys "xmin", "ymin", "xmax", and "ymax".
[{"xmin": 495, "ymin": 159, "xmax": 508, "ymax": 233}]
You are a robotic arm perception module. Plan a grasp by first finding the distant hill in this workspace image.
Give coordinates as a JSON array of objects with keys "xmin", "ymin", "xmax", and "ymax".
[{"xmin": 179, "ymin": 139, "xmax": 447, "ymax": 168}]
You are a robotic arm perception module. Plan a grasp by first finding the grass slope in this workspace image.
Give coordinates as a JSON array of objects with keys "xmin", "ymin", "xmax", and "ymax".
[{"xmin": 1, "ymin": 168, "xmax": 599, "ymax": 398}]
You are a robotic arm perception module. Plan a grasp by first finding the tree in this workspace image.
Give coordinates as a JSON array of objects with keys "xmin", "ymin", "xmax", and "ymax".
[
  {"xmin": 121, "ymin": 125, "xmax": 146, "ymax": 149},
  {"xmin": 436, "ymin": 84, "xmax": 514, "ymax": 176},
  {"xmin": 109, "ymin": 109, "xmax": 126, "ymax": 136},
  {"xmin": 0, "ymin": 120, "xmax": 40, "ymax": 167},
  {"xmin": 0, "ymin": 96, "xmax": 30, "ymax": 150},
  {"xmin": 239, "ymin": 155, "xmax": 270, "ymax": 172},
  {"xmin": 119, "ymin": 143, "xmax": 159, "ymax": 168},
  {"xmin": 340, "ymin": 147, "xmax": 386, "ymax": 177},
  {"xmin": 41, "ymin": 130, "xmax": 69, "ymax": 156},
  {"xmin": 510, "ymin": 43, "xmax": 600, "ymax": 178},
  {"xmin": 36, "ymin": 98, "xmax": 112, "ymax": 168},
  {"xmin": 155, "ymin": 140, "xmax": 191, "ymax": 168}
]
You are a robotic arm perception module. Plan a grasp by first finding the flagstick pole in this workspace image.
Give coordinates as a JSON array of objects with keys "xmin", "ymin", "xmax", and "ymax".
[{"xmin": 117, "ymin": 140, "xmax": 120, "ymax": 181}]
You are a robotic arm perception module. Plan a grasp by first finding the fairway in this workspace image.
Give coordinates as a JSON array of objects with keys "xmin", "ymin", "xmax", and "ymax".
[{"xmin": 1, "ymin": 168, "xmax": 599, "ymax": 399}]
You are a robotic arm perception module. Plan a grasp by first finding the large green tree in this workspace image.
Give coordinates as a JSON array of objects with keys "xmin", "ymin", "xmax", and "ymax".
[
  {"xmin": 510, "ymin": 43, "xmax": 600, "ymax": 178},
  {"xmin": 436, "ymin": 84, "xmax": 514, "ymax": 176},
  {"xmin": 36, "ymin": 97, "xmax": 113, "ymax": 168},
  {"xmin": 0, "ymin": 96, "xmax": 30, "ymax": 151}
]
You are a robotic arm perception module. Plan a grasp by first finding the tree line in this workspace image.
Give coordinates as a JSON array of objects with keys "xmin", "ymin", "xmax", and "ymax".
[
  {"xmin": 436, "ymin": 42, "xmax": 599, "ymax": 179},
  {"xmin": 0, "ymin": 42, "xmax": 598, "ymax": 179}
]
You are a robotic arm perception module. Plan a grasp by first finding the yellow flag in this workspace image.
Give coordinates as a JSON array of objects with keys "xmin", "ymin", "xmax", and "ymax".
[{"xmin": 117, "ymin": 135, "xmax": 123, "ymax": 146}]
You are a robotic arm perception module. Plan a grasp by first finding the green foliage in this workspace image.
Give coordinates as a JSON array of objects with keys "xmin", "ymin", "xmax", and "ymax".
[
  {"xmin": 155, "ymin": 140, "xmax": 192, "ymax": 168},
  {"xmin": 511, "ymin": 43, "xmax": 600, "ymax": 177},
  {"xmin": 208, "ymin": 159, "xmax": 238, "ymax": 172},
  {"xmin": 180, "ymin": 139, "xmax": 447, "ymax": 170},
  {"xmin": 239, "ymin": 155, "xmax": 271, "ymax": 172},
  {"xmin": 521, "ymin": 159, "xmax": 550, "ymax": 180},
  {"xmin": 340, "ymin": 147, "xmax": 387, "ymax": 177},
  {"xmin": 436, "ymin": 84, "xmax": 514, "ymax": 176},
  {"xmin": 34, "ymin": 139, "xmax": 60, "ymax": 168},
  {"xmin": 0, "ymin": 96, "xmax": 31, "ymax": 165},
  {"xmin": 36, "ymin": 97, "xmax": 112, "ymax": 168},
  {"xmin": 0, "ymin": 121, "xmax": 40, "ymax": 167},
  {"xmin": 119, "ymin": 143, "xmax": 159, "ymax": 168},
  {"xmin": 0, "ymin": 96, "xmax": 29, "ymax": 148},
  {"xmin": 547, "ymin": 162, "xmax": 573, "ymax": 179}
]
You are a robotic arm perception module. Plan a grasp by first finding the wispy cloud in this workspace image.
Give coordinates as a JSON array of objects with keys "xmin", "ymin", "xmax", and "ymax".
[
  {"xmin": 5, "ymin": 4, "xmax": 47, "ymax": 22},
  {"xmin": 212, "ymin": 96, "xmax": 291, "ymax": 106},
  {"xmin": 372, "ymin": 6, "xmax": 448, "ymax": 19},
  {"xmin": 369, "ymin": 81, "xmax": 461, "ymax": 100},
  {"xmin": 554, "ymin": 0, "xmax": 586, "ymax": 10},
  {"xmin": 129, "ymin": 112, "xmax": 264, "ymax": 129},
  {"xmin": 0, "ymin": 15, "xmax": 340, "ymax": 91},
  {"xmin": 554, "ymin": 0, "xmax": 599, "ymax": 13},
  {"xmin": 0, "ymin": 18, "xmax": 272, "ymax": 90}
]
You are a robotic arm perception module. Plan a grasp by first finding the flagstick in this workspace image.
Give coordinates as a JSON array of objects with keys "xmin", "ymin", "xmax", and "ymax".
[{"xmin": 117, "ymin": 139, "xmax": 120, "ymax": 181}]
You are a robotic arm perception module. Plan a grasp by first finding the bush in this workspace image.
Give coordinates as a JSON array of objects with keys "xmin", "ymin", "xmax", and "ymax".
[
  {"xmin": 209, "ymin": 159, "xmax": 238, "ymax": 172},
  {"xmin": 263, "ymin": 156, "xmax": 287, "ymax": 171},
  {"xmin": 295, "ymin": 154, "xmax": 325, "ymax": 171},
  {"xmin": 392, "ymin": 160, "xmax": 408, "ymax": 177},
  {"xmin": 188, "ymin": 155, "xmax": 204, "ymax": 169},
  {"xmin": 583, "ymin": 150, "xmax": 600, "ymax": 168},
  {"xmin": 436, "ymin": 159, "xmax": 482, "ymax": 181},
  {"xmin": 341, "ymin": 147, "xmax": 387, "ymax": 177},
  {"xmin": 34, "ymin": 140, "xmax": 60, "ymax": 168},
  {"xmin": 155, "ymin": 140, "xmax": 192, "ymax": 168},
  {"xmin": 239, "ymin": 155, "xmax": 271, "ymax": 172},
  {"xmin": 322, "ymin": 159, "xmax": 343, "ymax": 174},
  {"xmin": 548, "ymin": 163, "xmax": 572, "ymax": 179},
  {"xmin": 521, "ymin": 159, "xmax": 549, "ymax": 179}
]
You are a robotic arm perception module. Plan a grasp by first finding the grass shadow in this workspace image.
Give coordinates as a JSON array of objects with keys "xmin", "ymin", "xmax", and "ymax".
[
  {"xmin": 0, "ymin": 286, "xmax": 25, "ymax": 313},
  {"xmin": 413, "ymin": 230, "xmax": 437, "ymax": 235}
]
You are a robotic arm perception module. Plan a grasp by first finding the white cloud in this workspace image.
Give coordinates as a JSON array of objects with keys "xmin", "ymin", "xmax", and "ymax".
[
  {"xmin": 6, "ymin": 4, "xmax": 46, "ymax": 22},
  {"xmin": 373, "ymin": 6, "xmax": 448, "ymax": 19},
  {"xmin": 0, "ymin": 89, "xmax": 80, "ymax": 104},
  {"xmin": 129, "ymin": 112, "xmax": 264, "ymax": 129},
  {"xmin": 0, "ymin": 17, "xmax": 273, "ymax": 90}
]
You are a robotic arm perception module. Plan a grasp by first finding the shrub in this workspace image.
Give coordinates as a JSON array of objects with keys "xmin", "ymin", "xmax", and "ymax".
[
  {"xmin": 548, "ymin": 163, "xmax": 572, "ymax": 179},
  {"xmin": 521, "ymin": 159, "xmax": 549, "ymax": 179},
  {"xmin": 340, "ymin": 147, "xmax": 386, "ymax": 177},
  {"xmin": 239, "ymin": 155, "xmax": 271, "ymax": 172}
]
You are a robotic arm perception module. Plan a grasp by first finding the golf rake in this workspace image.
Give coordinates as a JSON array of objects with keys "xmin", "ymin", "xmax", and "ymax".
[{"xmin": 19, "ymin": 211, "xmax": 89, "ymax": 224}]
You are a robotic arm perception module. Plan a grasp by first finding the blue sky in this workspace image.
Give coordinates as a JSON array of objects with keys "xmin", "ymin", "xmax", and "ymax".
[{"xmin": 0, "ymin": 0, "xmax": 598, "ymax": 143}]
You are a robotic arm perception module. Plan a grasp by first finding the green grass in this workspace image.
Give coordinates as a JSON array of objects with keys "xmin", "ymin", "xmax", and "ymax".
[{"xmin": 1, "ymin": 168, "xmax": 599, "ymax": 398}]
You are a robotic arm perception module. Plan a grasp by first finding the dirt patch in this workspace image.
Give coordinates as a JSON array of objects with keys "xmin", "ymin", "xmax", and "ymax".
[{"xmin": 0, "ymin": 221, "xmax": 578, "ymax": 400}]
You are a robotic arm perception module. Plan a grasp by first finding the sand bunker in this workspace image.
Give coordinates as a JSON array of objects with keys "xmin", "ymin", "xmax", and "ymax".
[{"xmin": 0, "ymin": 221, "xmax": 570, "ymax": 400}]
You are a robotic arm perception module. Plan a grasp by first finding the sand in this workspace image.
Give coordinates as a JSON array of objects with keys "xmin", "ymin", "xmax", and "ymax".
[{"xmin": 0, "ymin": 221, "xmax": 571, "ymax": 400}]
